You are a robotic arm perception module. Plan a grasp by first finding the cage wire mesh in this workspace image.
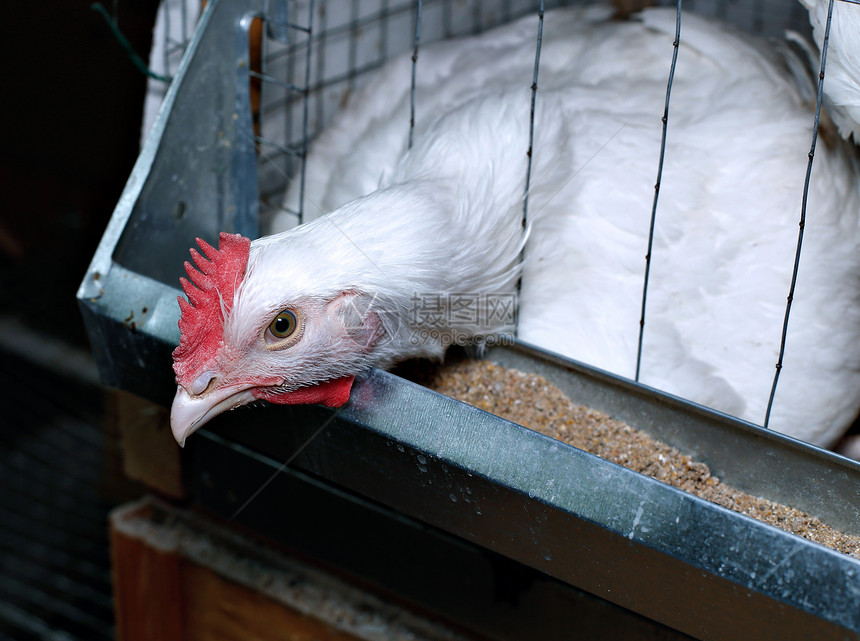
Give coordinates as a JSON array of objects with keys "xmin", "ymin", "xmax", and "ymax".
[
  {"xmin": 251, "ymin": 0, "xmax": 822, "ymax": 422},
  {"xmin": 142, "ymin": 0, "xmax": 821, "ymax": 229},
  {"xmin": 249, "ymin": 0, "xmax": 816, "ymax": 229},
  {"xmin": 138, "ymin": 0, "xmax": 819, "ymax": 253},
  {"xmin": 142, "ymin": 0, "xmax": 202, "ymax": 141},
  {"xmin": 132, "ymin": 0, "xmax": 849, "ymax": 433}
]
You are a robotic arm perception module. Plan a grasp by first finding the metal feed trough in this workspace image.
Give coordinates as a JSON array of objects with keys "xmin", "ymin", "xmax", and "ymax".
[{"xmin": 78, "ymin": 0, "xmax": 860, "ymax": 638}]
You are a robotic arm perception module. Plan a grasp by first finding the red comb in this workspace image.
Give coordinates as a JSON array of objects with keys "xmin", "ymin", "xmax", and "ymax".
[{"xmin": 172, "ymin": 232, "xmax": 251, "ymax": 387}]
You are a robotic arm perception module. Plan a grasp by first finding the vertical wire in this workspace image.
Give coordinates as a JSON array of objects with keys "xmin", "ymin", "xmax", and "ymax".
[
  {"xmin": 379, "ymin": 0, "xmax": 389, "ymax": 66},
  {"xmin": 635, "ymin": 0, "xmax": 682, "ymax": 382},
  {"xmin": 260, "ymin": 5, "xmax": 270, "ymax": 145},
  {"xmin": 764, "ymin": 0, "xmax": 835, "ymax": 428},
  {"xmin": 162, "ymin": 0, "xmax": 171, "ymax": 73},
  {"xmin": 348, "ymin": 0, "xmax": 360, "ymax": 92},
  {"xmin": 258, "ymin": 4, "xmax": 272, "ymax": 217},
  {"xmin": 408, "ymin": 0, "xmax": 423, "ymax": 149},
  {"xmin": 297, "ymin": 0, "xmax": 317, "ymax": 225},
  {"xmin": 514, "ymin": 0, "xmax": 544, "ymax": 338},
  {"xmin": 313, "ymin": 1, "xmax": 327, "ymax": 161},
  {"xmin": 284, "ymin": 8, "xmax": 296, "ymax": 196},
  {"xmin": 180, "ymin": 0, "xmax": 188, "ymax": 46}
]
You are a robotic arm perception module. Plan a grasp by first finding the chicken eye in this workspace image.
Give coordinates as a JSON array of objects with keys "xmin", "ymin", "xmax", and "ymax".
[
  {"xmin": 271, "ymin": 310, "xmax": 297, "ymax": 337},
  {"xmin": 265, "ymin": 309, "xmax": 301, "ymax": 348}
]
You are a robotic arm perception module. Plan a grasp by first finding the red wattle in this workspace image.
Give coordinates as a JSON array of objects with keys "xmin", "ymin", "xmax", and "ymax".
[{"xmin": 252, "ymin": 376, "xmax": 355, "ymax": 408}]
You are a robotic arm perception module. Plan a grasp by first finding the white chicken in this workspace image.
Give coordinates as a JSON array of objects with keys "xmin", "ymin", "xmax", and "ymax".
[
  {"xmin": 171, "ymin": 4, "xmax": 860, "ymax": 450},
  {"xmin": 799, "ymin": 0, "xmax": 860, "ymax": 143}
]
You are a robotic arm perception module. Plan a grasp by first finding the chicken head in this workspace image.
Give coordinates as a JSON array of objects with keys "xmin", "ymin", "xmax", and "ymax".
[{"xmin": 169, "ymin": 232, "xmax": 382, "ymax": 446}]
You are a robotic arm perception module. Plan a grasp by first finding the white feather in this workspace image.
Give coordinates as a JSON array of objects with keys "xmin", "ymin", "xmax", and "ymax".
[{"xmin": 799, "ymin": 0, "xmax": 860, "ymax": 143}]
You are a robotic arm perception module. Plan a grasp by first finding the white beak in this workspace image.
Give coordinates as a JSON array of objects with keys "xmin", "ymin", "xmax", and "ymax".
[{"xmin": 170, "ymin": 385, "xmax": 256, "ymax": 447}]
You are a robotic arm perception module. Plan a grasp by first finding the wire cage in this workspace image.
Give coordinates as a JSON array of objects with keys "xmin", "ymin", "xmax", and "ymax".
[{"xmin": 79, "ymin": 0, "xmax": 860, "ymax": 638}]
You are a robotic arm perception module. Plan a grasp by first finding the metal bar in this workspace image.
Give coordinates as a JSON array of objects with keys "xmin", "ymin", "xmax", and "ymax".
[
  {"xmin": 486, "ymin": 341, "xmax": 860, "ymax": 535},
  {"xmin": 263, "ymin": 1, "xmax": 415, "ymax": 64},
  {"xmin": 764, "ymin": 0, "xmax": 835, "ymax": 428},
  {"xmin": 636, "ymin": 0, "xmax": 682, "ymax": 382},
  {"xmin": 249, "ymin": 69, "xmax": 305, "ymax": 93},
  {"xmin": 193, "ymin": 361, "xmax": 860, "ymax": 640},
  {"xmin": 266, "ymin": 0, "xmax": 290, "ymax": 42},
  {"xmin": 297, "ymin": 0, "xmax": 315, "ymax": 224},
  {"xmin": 189, "ymin": 430, "xmax": 696, "ymax": 641},
  {"xmin": 408, "ymin": 0, "xmax": 423, "ymax": 149},
  {"xmin": 515, "ymin": 1, "xmax": 544, "ymax": 337},
  {"xmin": 254, "ymin": 135, "xmax": 305, "ymax": 158}
]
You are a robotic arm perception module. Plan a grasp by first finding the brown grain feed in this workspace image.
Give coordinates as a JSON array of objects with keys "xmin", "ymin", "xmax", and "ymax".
[{"xmin": 415, "ymin": 358, "xmax": 860, "ymax": 558}]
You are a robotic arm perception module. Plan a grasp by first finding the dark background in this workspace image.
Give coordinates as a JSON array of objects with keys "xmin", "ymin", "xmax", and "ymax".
[
  {"xmin": 1, "ymin": 0, "xmax": 162, "ymax": 344},
  {"xmin": 0, "ymin": 3, "xmax": 163, "ymax": 638}
]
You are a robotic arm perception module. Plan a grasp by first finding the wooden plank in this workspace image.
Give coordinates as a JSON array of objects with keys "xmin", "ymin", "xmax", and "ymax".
[
  {"xmin": 181, "ymin": 563, "xmax": 362, "ymax": 641},
  {"xmin": 111, "ymin": 499, "xmax": 360, "ymax": 641},
  {"xmin": 110, "ymin": 501, "xmax": 185, "ymax": 641},
  {"xmin": 110, "ymin": 497, "xmax": 470, "ymax": 641}
]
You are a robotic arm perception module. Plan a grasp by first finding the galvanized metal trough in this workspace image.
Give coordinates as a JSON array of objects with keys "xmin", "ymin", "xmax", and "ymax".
[{"xmin": 78, "ymin": 0, "xmax": 860, "ymax": 638}]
